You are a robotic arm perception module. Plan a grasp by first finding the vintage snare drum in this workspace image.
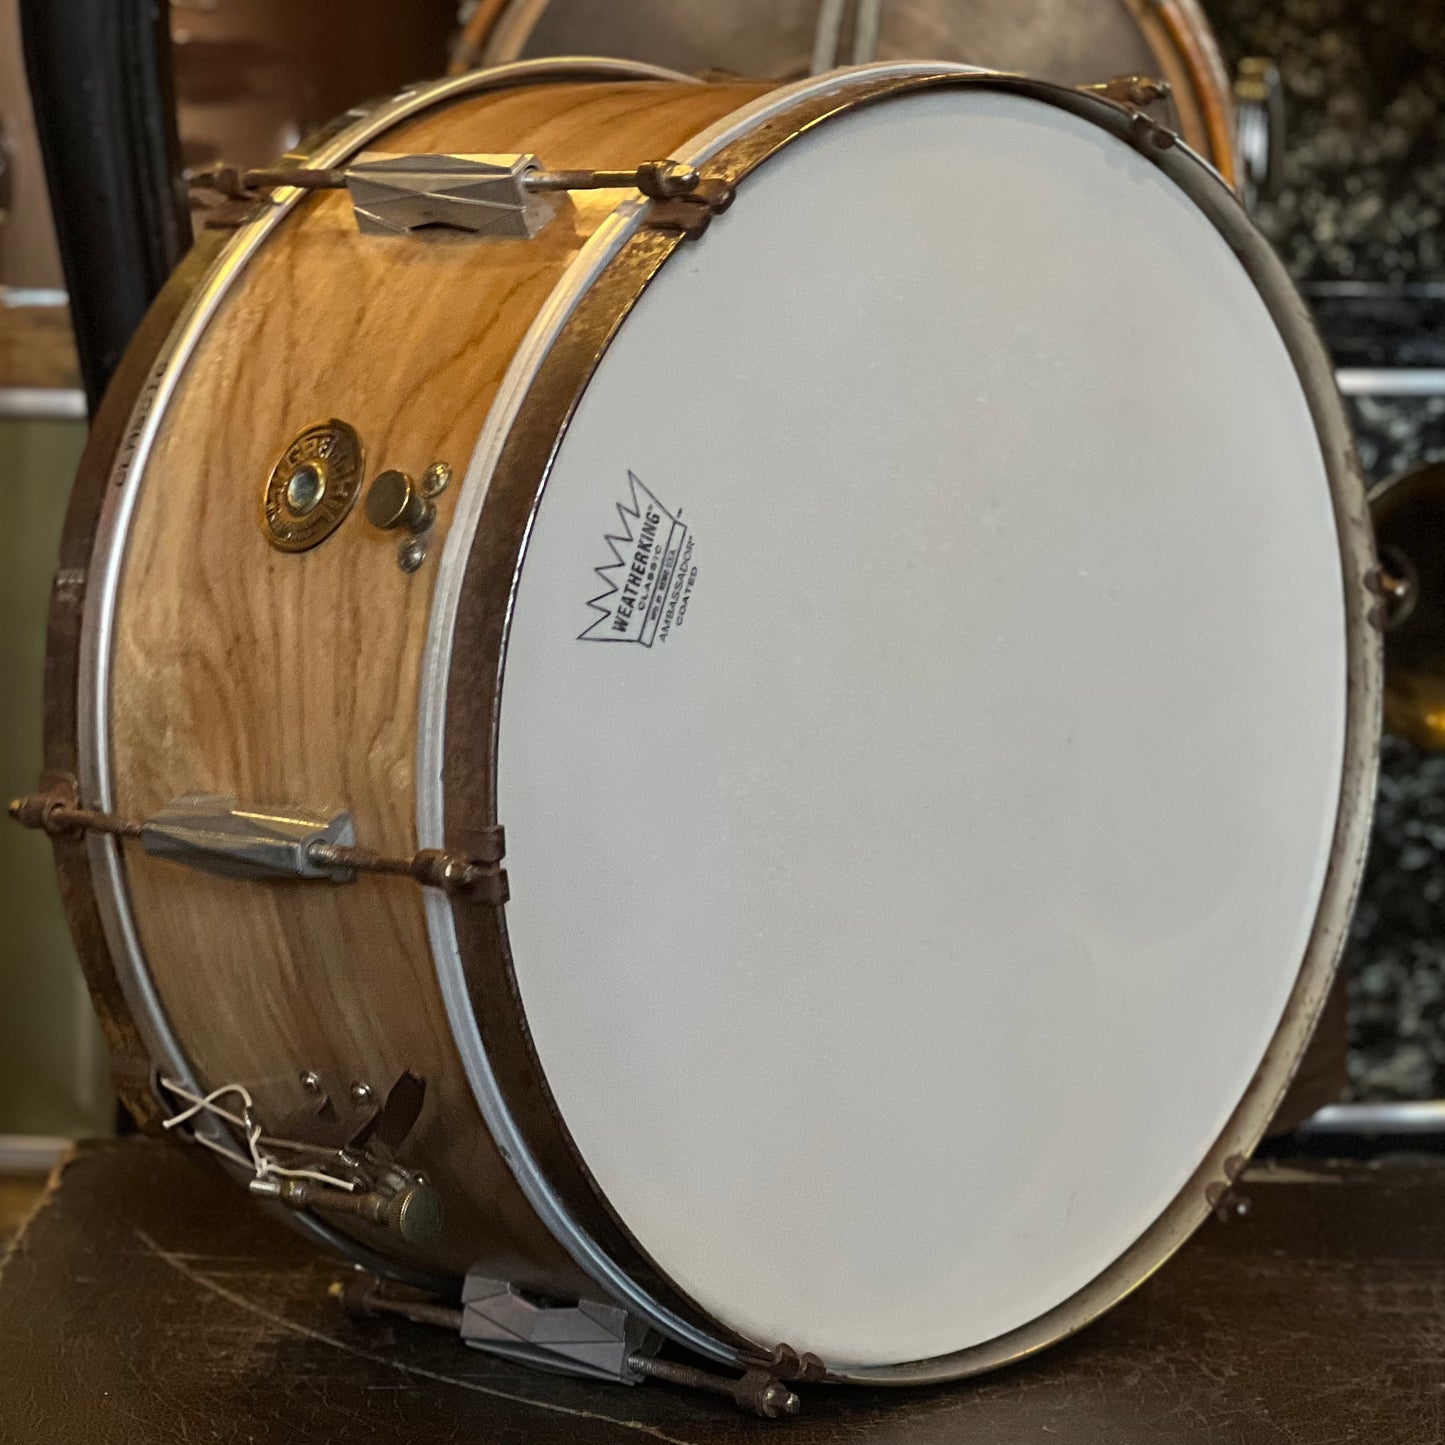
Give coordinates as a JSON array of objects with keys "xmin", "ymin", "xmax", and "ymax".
[
  {"xmin": 24, "ymin": 61, "xmax": 1377, "ymax": 1403},
  {"xmin": 453, "ymin": 0, "xmax": 1242, "ymax": 190}
]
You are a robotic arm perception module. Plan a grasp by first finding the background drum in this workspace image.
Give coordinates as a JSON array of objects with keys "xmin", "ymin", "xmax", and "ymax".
[
  {"xmin": 453, "ymin": 0, "xmax": 1243, "ymax": 190},
  {"xmin": 19, "ymin": 60, "xmax": 1377, "ymax": 1404}
]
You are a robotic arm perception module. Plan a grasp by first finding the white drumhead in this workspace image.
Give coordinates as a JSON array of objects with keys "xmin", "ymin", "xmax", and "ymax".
[{"xmin": 494, "ymin": 90, "xmax": 1346, "ymax": 1365}]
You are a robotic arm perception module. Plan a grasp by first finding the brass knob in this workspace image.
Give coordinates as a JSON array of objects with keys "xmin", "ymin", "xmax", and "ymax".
[{"xmin": 365, "ymin": 469, "xmax": 434, "ymax": 534}]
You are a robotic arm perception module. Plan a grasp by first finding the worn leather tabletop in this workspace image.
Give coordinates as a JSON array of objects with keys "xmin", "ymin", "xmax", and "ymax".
[{"xmin": 0, "ymin": 1140, "xmax": 1439, "ymax": 1443}]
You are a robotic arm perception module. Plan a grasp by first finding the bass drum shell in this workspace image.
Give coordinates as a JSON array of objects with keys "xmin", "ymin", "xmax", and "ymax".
[
  {"xmin": 51, "ymin": 62, "xmax": 1377, "ymax": 1383},
  {"xmin": 453, "ymin": 0, "xmax": 1240, "ymax": 188}
]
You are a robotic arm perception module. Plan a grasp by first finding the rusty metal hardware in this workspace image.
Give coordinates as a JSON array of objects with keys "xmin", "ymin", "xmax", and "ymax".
[
  {"xmin": 1078, "ymin": 76, "xmax": 1180, "ymax": 154},
  {"xmin": 334, "ymin": 1272, "xmax": 466, "ymax": 1332},
  {"xmin": 1083, "ymin": 74, "xmax": 1173, "ymax": 109},
  {"xmin": 9, "ymin": 777, "xmax": 506, "ymax": 901},
  {"xmin": 643, "ymin": 176, "xmax": 736, "ymax": 238},
  {"xmin": 191, "ymin": 154, "xmax": 708, "ymax": 238},
  {"xmin": 629, "ymin": 1351, "xmax": 805, "ymax": 1419}
]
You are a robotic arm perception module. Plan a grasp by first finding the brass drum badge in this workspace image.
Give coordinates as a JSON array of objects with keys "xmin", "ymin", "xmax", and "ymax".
[{"xmin": 262, "ymin": 419, "xmax": 364, "ymax": 552}]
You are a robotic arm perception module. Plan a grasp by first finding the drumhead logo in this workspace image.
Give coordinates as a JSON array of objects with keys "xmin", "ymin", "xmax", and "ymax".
[{"xmin": 579, "ymin": 472, "xmax": 697, "ymax": 646}]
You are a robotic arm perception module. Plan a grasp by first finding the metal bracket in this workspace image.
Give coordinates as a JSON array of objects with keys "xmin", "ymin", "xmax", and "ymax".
[
  {"xmin": 191, "ymin": 154, "xmax": 712, "ymax": 239},
  {"xmin": 1082, "ymin": 73, "xmax": 1172, "ymax": 111},
  {"xmin": 347, "ymin": 152, "xmax": 564, "ymax": 237},
  {"xmin": 461, "ymin": 1275, "xmax": 663, "ymax": 1383},
  {"xmin": 141, "ymin": 793, "xmax": 355, "ymax": 881},
  {"xmin": 336, "ymin": 1270, "xmax": 822, "ymax": 1418},
  {"xmin": 9, "ymin": 777, "xmax": 507, "ymax": 901},
  {"xmin": 1080, "ymin": 74, "xmax": 1181, "ymax": 156}
]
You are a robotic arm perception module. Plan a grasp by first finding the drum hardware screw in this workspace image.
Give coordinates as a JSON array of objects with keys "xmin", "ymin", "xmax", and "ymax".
[
  {"xmin": 523, "ymin": 159, "xmax": 701, "ymax": 200},
  {"xmin": 1084, "ymin": 74, "xmax": 1172, "ymax": 110},
  {"xmin": 625, "ymin": 1351, "xmax": 811, "ymax": 1419},
  {"xmin": 304, "ymin": 837, "xmax": 508, "ymax": 900},
  {"xmin": 349, "ymin": 1081, "xmax": 375, "ymax": 1108},
  {"xmin": 299, "ymin": 1070, "xmax": 323, "ymax": 1095},
  {"xmin": 1129, "ymin": 110, "xmax": 1178, "ymax": 151},
  {"xmin": 8, "ymin": 788, "xmax": 142, "ymax": 841},
  {"xmin": 192, "ymin": 164, "xmax": 348, "ymax": 200},
  {"xmin": 333, "ymin": 1272, "xmax": 464, "ymax": 1331},
  {"xmin": 420, "ymin": 460, "xmax": 452, "ymax": 498},
  {"xmin": 398, "ymin": 537, "xmax": 428, "ymax": 573}
]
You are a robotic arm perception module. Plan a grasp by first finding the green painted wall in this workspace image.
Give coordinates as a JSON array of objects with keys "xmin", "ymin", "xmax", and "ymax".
[{"xmin": 0, "ymin": 417, "xmax": 112, "ymax": 1136}]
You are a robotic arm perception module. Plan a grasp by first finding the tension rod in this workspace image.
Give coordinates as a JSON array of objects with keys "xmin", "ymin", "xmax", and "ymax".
[
  {"xmin": 9, "ymin": 780, "xmax": 506, "ymax": 901},
  {"xmin": 194, "ymin": 158, "xmax": 702, "ymax": 201}
]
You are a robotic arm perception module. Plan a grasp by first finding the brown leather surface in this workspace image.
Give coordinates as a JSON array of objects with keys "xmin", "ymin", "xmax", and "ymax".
[{"xmin": 0, "ymin": 1138, "xmax": 1440, "ymax": 1443}]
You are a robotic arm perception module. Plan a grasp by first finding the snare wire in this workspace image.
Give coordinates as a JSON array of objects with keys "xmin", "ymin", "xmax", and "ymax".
[{"xmin": 159, "ymin": 1077, "xmax": 357, "ymax": 1191}]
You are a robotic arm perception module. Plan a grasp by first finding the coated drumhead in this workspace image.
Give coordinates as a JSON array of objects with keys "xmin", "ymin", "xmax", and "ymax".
[{"xmin": 492, "ymin": 90, "xmax": 1348, "ymax": 1365}]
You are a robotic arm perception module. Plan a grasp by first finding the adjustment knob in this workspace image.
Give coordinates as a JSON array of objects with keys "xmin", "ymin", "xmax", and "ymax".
[
  {"xmin": 385, "ymin": 1180, "xmax": 444, "ymax": 1244},
  {"xmin": 365, "ymin": 469, "xmax": 433, "ymax": 533}
]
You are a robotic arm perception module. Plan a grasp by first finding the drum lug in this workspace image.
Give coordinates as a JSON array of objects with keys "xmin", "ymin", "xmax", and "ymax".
[
  {"xmin": 140, "ymin": 793, "xmax": 358, "ymax": 882},
  {"xmin": 1080, "ymin": 75, "xmax": 1181, "ymax": 155},
  {"xmin": 9, "ymin": 779, "xmax": 508, "ymax": 901},
  {"xmin": 191, "ymin": 154, "xmax": 711, "ymax": 240}
]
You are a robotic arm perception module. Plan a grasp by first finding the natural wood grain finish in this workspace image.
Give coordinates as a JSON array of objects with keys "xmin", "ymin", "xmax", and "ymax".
[{"xmin": 104, "ymin": 79, "xmax": 767, "ymax": 1279}]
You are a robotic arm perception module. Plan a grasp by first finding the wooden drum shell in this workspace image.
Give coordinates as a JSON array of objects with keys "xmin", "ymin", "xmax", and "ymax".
[{"xmin": 48, "ymin": 70, "xmax": 768, "ymax": 1288}]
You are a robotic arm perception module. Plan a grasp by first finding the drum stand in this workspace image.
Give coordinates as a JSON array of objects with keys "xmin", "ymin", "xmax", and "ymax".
[{"xmin": 334, "ymin": 1270, "xmax": 822, "ymax": 1419}]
